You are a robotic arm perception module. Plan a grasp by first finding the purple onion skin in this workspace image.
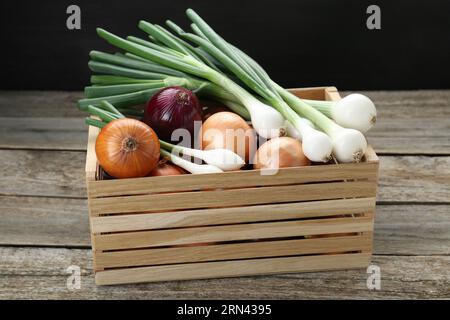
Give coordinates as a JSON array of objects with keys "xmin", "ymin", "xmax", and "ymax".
[{"xmin": 144, "ymin": 86, "xmax": 203, "ymax": 143}]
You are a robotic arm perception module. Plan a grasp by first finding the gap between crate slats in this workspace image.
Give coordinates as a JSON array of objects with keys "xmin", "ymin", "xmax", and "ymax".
[
  {"xmin": 93, "ymin": 215, "xmax": 373, "ymax": 251},
  {"xmin": 95, "ymin": 252, "xmax": 372, "ymax": 285},
  {"xmin": 94, "ymin": 233, "xmax": 373, "ymax": 269}
]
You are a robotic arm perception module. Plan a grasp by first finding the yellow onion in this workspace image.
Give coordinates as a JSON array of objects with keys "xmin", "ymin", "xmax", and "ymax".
[
  {"xmin": 95, "ymin": 118, "xmax": 160, "ymax": 178},
  {"xmin": 148, "ymin": 158, "xmax": 187, "ymax": 176},
  {"xmin": 199, "ymin": 111, "xmax": 256, "ymax": 163},
  {"xmin": 253, "ymin": 137, "xmax": 310, "ymax": 169}
]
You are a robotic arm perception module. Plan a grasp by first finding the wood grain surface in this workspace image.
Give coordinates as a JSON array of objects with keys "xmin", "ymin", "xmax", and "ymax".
[
  {"xmin": 1, "ymin": 90, "xmax": 449, "ymax": 154},
  {"xmin": 0, "ymin": 90, "xmax": 449, "ymax": 299}
]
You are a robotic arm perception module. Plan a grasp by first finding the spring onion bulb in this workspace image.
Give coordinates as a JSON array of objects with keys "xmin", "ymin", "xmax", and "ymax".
[
  {"xmin": 285, "ymin": 118, "xmax": 315, "ymax": 140},
  {"xmin": 220, "ymin": 38, "xmax": 368, "ymax": 163},
  {"xmin": 160, "ymin": 140, "xmax": 244, "ymax": 171},
  {"xmin": 221, "ymin": 99, "xmax": 331, "ymax": 162},
  {"xmin": 303, "ymin": 93, "xmax": 377, "ymax": 133},
  {"xmin": 179, "ymin": 10, "xmax": 332, "ymax": 161},
  {"xmin": 160, "ymin": 148, "xmax": 223, "ymax": 174},
  {"xmin": 279, "ymin": 91, "xmax": 367, "ymax": 163}
]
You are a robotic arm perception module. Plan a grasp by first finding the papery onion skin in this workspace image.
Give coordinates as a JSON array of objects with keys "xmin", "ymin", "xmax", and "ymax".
[
  {"xmin": 144, "ymin": 86, "xmax": 203, "ymax": 143},
  {"xmin": 95, "ymin": 118, "xmax": 160, "ymax": 179},
  {"xmin": 148, "ymin": 158, "xmax": 187, "ymax": 176},
  {"xmin": 199, "ymin": 111, "xmax": 256, "ymax": 163},
  {"xmin": 253, "ymin": 137, "xmax": 310, "ymax": 169}
]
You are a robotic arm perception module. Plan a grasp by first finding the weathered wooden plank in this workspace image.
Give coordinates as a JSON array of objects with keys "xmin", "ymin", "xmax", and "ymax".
[
  {"xmin": 355, "ymin": 90, "xmax": 450, "ymax": 155},
  {"xmin": 1, "ymin": 148, "xmax": 447, "ymax": 202},
  {"xmin": 377, "ymin": 156, "xmax": 450, "ymax": 203},
  {"xmin": 0, "ymin": 247, "xmax": 448, "ymax": 299},
  {"xmin": 374, "ymin": 205, "xmax": 450, "ymax": 255},
  {"xmin": 0, "ymin": 91, "xmax": 83, "ymax": 117},
  {"xmin": 0, "ymin": 196, "xmax": 89, "ymax": 247},
  {"xmin": 0, "ymin": 117, "xmax": 86, "ymax": 151},
  {"xmin": 1, "ymin": 90, "xmax": 449, "ymax": 154},
  {"xmin": 2, "ymin": 198, "xmax": 447, "ymax": 256},
  {"xmin": 0, "ymin": 150, "xmax": 86, "ymax": 198}
]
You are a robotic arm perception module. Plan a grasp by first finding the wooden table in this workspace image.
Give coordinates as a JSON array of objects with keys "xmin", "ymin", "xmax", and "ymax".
[{"xmin": 0, "ymin": 90, "xmax": 449, "ymax": 299}]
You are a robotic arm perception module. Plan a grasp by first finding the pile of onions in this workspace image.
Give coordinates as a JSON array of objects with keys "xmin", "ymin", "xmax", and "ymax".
[
  {"xmin": 253, "ymin": 137, "xmax": 310, "ymax": 170},
  {"xmin": 148, "ymin": 158, "xmax": 186, "ymax": 176},
  {"xmin": 144, "ymin": 86, "xmax": 202, "ymax": 143},
  {"xmin": 95, "ymin": 118, "xmax": 160, "ymax": 178},
  {"xmin": 199, "ymin": 111, "xmax": 256, "ymax": 163}
]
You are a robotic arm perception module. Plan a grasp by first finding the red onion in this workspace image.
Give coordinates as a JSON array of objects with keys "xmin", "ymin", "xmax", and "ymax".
[
  {"xmin": 144, "ymin": 86, "xmax": 202, "ymax": 143},
  {"xmin": 148, "ymin": 158, "xmax": 186, "ymax": 176}
]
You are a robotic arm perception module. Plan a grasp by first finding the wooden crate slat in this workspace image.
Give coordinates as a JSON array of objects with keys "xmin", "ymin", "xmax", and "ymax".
[
  {"xmin": 89, "ymin": 180, "xmax": 377, "ymax": 215},
  {"xmin": 88, "ymin": 161, "xmax": 377, "ymax": 198},
  {"xmin": 91, "ymin": 197, "xmax": 375, "ymax": 233},
  {"xmin": 95, "ymin": 233, "xmax": 373, "ymax": 269},
  {"xmin": 95, "ymin": 252, "xmax": 372, "ymax": 285},
  {"xmin": 93, "ymin": 216, "xmax": 374, "ymax": 251}
]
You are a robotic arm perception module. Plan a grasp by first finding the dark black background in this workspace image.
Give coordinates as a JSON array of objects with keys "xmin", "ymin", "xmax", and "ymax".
[{"xmin": 1, "ymin": 0, "xmax": 449, "ymax": 90}]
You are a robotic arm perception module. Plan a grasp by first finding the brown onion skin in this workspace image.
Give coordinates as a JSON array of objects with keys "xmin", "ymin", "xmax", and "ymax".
[
  {"xmin": 199, "ymin": 111, "xmax": 256, "ymax": 163},
  {"xmin": 144, "ymin": 86, "xmax": 202, "ymax": 143},
  {"xmin": 253, "ymin": 137, "xmax": 310, "ymax": 169},
  {"xmin": 95, "ymin": 118, "xmax": 160, "ymax": 179},
  {"xmin": 148, "ymin": 158, "xmax": 187, "ymax": 177}
]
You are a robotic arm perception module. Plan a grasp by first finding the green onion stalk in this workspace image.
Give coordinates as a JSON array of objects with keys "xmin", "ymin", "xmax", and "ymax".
[
  {"xmin": 168, "ymin": 9, "xmax": 333, "ymax": 162},
  {"xmin": 229, "ymin": 47, "xmax": 368, "ymax": 163},
  {"xmin": 93, "ymin": 26, "xmax": 286, "ymax": 139}
]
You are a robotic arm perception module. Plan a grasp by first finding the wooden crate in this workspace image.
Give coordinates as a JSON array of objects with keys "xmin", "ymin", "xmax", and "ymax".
[{"xmin": 85, "ymin": 87, "xmax": 379, "ymax": 285}]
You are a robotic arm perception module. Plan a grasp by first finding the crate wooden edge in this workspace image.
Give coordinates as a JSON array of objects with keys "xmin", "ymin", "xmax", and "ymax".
[
  {"xmin": 87, "ymin": 158, "xmax": 378, "ymax": 199},
  {"xmin": 95, "ymin": 252, "xmax": 372, "ymax": 285}
]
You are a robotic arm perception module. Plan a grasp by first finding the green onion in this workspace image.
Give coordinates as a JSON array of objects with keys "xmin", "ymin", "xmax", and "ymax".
[
  {"xmin": 84, "ymin": 82, "xmax": 166, "ymax": 98},
  {"xmin": 96, "ymin": 26, "xmax": 286, "ymax": 139},
  {"xmin": 90, "ymin": 50, "xmax": 186, "ymax": 77},
  {"xmin": 183, "ymin": 9, "xmax": 333, "ymax": 162},
  {"xmin": 78, "ymin": 87, "xmax": 162, "ymax": 110},
  {"xmin": 85, "ymin": 117, "xmax": 106, "ymax": 128},
  {"xmin": 88, "ymin": 61, "xmax": 168, "ymax": 80},
  {"xmin": 159, "ymin": 140, "xmax": 244, "ymax": 171},
  {"xmin": 301, "ymin": 94, "xmax": 377, "ymax": 133},
  {"xmin": 99, "ymin": 100, "xmax": 124, "ymax": 117},
  {"xmin": 90, "ymin": 75, "xmax": 160, "ymax": 85},
  {"xmin": 160, "ymin": 149, "xmax": 223, "ymax": 174}
]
